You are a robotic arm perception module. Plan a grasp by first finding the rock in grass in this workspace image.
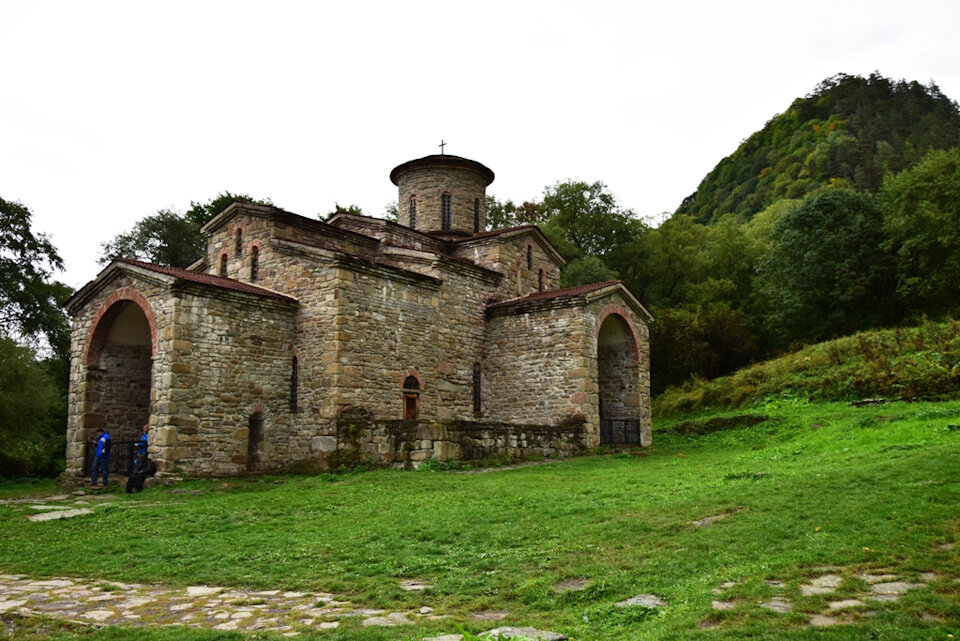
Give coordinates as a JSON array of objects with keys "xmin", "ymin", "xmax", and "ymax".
[
  {"xmin": 616, "ymin": 594, "xmax": 667, "ymax": 608},
  {"xmin": 481, "ymin": 627, "xmax": 567, "ymax": 640}
]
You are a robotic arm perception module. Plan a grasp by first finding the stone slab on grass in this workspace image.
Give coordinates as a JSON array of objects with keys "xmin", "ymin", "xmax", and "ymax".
[
  {"xmin": 828, "ymin": 599, "xmax": 865, "ymax": 610},
  {"xmin": 871, "ymin": 581, "xmax": 924, "ymax": 595},
  {"xmin": 616, "ymin": 594, "xmax": 668, "ymax": 608},
  {"xmin": 760, "ymin": 597, "xmax": 792, "ymax": 613},
  {"xmin": 27, "ymin": 508, "xmax": 93, "ymax": 522},
  {"xmin": 553, "ymin": 578, "xmax": 590, "ymax": 593},
  {"xmin": 482, "ymin": 626, "xmax": 567, "ymax": 640},
  {"xmin": 800, "ymin": 574, "xmax": 842, "ymax": 596}
]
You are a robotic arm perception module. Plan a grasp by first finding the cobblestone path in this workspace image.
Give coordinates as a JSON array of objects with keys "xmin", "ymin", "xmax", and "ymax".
[{"xmin": 0, "ymin": 573, "xmax": 441, "ymax": 635}]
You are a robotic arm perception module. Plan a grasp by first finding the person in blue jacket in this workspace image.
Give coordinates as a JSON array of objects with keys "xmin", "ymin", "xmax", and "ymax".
[
  {"xmin": 134, "ymin": 424, "xmax": 149, "ymax": 471},
  {"xmin": 91, "ymin": 428, "xmax": 111, "ymax": 487}
]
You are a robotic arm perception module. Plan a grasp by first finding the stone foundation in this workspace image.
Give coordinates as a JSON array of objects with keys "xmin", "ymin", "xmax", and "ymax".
[{"xmin": 327, "ymin": 416, "xmax": 589, "ymax": 468}]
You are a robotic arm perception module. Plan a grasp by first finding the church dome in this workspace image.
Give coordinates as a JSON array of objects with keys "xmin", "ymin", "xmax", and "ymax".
[{"xmin": 390, "ymin": 154, "xmax": 495, "ymax": 236}]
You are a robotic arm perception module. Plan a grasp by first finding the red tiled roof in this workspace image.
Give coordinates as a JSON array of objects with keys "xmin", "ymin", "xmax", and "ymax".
[
  {"xmin": 117, "ymin": 258, "xmax": 297, "ymax": 302},
  {"xmin": 487, "ymin": 280, "xmax": 621, "ymax": 309}
]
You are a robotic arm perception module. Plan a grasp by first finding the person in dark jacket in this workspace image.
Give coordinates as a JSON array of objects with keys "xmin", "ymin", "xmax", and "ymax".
[
  {"xmin": 90, "ymin": 428, "xmax": 111, "ymax": 487},
  {"xmin": 126, "ymin": 454, "xmax": 157, "ymax": 493}
]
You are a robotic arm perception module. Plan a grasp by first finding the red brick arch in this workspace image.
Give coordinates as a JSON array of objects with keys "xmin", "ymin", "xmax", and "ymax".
[
  {"xmin": 401, "ymin": 368, "xmax": 424, "ymax": 390},
  {"xmin": 83, "ymin": 288, "xmax": 158, "ymax": 366},
  {"xmin": 595, "ymin": 303, "xmax": 641, "ymax": 365},
  {"xmin": 246, "ymin": 402, "xmax": 269, "ymax": 417}
]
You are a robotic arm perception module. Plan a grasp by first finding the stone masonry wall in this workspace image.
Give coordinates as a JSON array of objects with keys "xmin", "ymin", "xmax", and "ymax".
[
  {"xmin": 454, "ymin": 232, "xmax": 561, "ymax": 300},
  {"xmin": 205, "ymin": 208, "xmax": 377, "ymax": 290},
  {"xmin": 396, "ymin": 166, "xmax": 488, "ymax": 234},
  {"xmin": 85, "ymin": 343, "xmax": 152, "ymax": 443},
  {"xmin": 483, "ymin": 304, "xmax": 592, "ymax": 433},
  {"xmin": 161, "ymin": 289, "xmax": 297, "ymax": 476},
  {"xmin": 484, "ymin": 292, "xmax": 652, "ymax": 448},
  {"xmin": 598, "ymin": 344, "xmax": 640, "ymax": 419},
  {"xmin": 333, "ymin": 261, "xmax": 496, "ymax": 422}
]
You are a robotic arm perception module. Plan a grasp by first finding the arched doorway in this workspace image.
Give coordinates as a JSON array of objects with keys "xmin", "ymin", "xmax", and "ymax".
[
  {"xmin": 248, "ymin": 412, "xmax": 265, "ymax": 470},
  {"xmin": 597, "ymin": 312, "xmax": 641, "ymax": 445},
  {"xmin": 402, "ymin": 375, "xmax": 420, "ymax": 420},
  {"xmin": 83, "ymin": 298, "xmax": 155, "ymax": 473}
]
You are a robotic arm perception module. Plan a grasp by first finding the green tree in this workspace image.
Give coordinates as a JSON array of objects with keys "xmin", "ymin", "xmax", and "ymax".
[
  {"xmin": 632, "ymin": 214, "xmax": 710, "ymax": 307},
  {"xmin": 0, "ymin": 197, "xmax": 71, "ymax": 355},
  {"xmin": 0, "ymin": 337, "xmax": 64, "ymax": 477},
  {"xmin": 100, "ymin": 192, "xmax": 271, "ymax": 268},
  {"xmin": 559, "ymin": 255, "xmax": 617, "ymax": 288},
  {"xmin": 648, "ymin": 303, "xmax": 759, "ymax": 395},
  {"xmin": 539, "ymin": 180, "xmax": 639, "ymax": 258},
  {"xmin": 756, "ymin": 188, "xmax": 896, "ymax": 346},
  {"xmin": 485, "ymin": 196, "xmax": 545, "ymax": 230},
  {"xmin": 324, "ymin": 203, "xmax": 364, "ymax": 218},
  {"xmin": 881, "ymin": 147, "xmax": 960, "ymax": 317}
]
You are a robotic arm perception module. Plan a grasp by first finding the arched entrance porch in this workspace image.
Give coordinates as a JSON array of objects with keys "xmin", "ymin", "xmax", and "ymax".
[
  {"xmin": 82, "ymin": 295, "xmax": 156, "ymax": 475},
  {"xmin": 596, "ymin": 310, "xmax": 642, "ymax": 445}
]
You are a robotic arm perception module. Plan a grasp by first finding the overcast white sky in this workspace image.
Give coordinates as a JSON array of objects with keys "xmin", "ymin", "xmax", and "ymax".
[{"xmin": 3, "ymin": 1, "xmax": 959, "ymax": 289}]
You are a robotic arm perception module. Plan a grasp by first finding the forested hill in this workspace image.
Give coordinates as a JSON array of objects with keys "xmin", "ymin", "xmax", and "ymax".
[{"xmin": 677, "ymin": 73, "xmax": 960, "ymax": 223}]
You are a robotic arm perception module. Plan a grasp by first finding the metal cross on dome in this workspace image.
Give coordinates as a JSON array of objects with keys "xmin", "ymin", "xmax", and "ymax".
[{"xmin": 439, "ymin": 140, "xmax": 446, "ymax": 155}]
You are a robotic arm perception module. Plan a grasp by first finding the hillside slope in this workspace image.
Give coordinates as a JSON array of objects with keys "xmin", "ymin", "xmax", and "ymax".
[
  {"xmin": 654, "ymin": 318, "xmax": 960, "ymax": 417},
  {"xmin": 677, "ymin": 73, "xmax": 960, "ymax": 223}
]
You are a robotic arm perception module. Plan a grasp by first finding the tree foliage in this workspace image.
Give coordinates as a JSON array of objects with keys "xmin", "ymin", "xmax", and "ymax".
[
  {"xmin": 485, "ymin": 196, "xmax": 546, "ymax": 230},
  {"xmin": 0, "ymin": 337, "xmax": 65, "ymax": 477},
  {"xmin": 100, "ymin": 192, "xmax": 271, "ymax": 268},
  {"xmin": 881, "ymin": 147, "xmax": 960, "ymax": 317},
  {"xmin": 678, "ymin": 73, "xmax": 960, "ymax": 223},
  {"xmin": 539, "ymin": 180, "xmax": 642, "ymax": 258},
  {"xmin": 756, "ymin": 188, "xmax": 896, "ymax": 345},
  {"xmin": 0, "ymin": 197, "xmax": 72, "ymax": 356}
]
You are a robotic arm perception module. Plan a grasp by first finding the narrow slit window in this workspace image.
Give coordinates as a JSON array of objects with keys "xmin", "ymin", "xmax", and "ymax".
[
  {"xmin": 441, "ymin": 193, "xmax": 452, "ymax": 230},
  {"xmin": 409, "ymin": 196, "xmax": 417, "ymax": 230},
  {"xmin": 219, "ymin": 254, "xmax": 227, "ymax": 277},
  {"xmin": 473, "ymin": 362, "xmax": 482, "ymax": 413},
  {"xmin": 235, "ymin": 229, "xmax": 243, "ymax": 257},
  {"xmin": 251, "ymin": 246, "xmax": 259, "ymax": 282},
  {"xmin": 290, "ymin": 356, "xmax": 298, "ymax": 412},
  {"xmin": 247, "ymin": 412, "xmax": 264, "ymax": 467},
  {"xmin": 527, "ymin": 245, "xmax": 533, "ymax": 270},
  {"xmin": 538, "ymin": 268, "xmax": 544, "ymax": 293},
  {"xmin": 473, "ymin": 198, "xmax": 480, "ymax": 233}
]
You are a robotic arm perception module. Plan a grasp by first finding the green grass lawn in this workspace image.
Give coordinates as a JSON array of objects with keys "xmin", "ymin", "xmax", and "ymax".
[{"xmin": 2, "ymin": 399, "xmax": 959, "ymax": 640}]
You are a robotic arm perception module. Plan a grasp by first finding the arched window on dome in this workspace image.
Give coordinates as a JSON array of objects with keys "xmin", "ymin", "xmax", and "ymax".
[
  {"xmin": 441, "ymin": 193, "xmax": 452, "ymax": 230},
  {"xmin": 409, "ymin": 196, "xmax": 417, "ymax": 230},
  {"xmin": 235, "ymin": 229, "xmax": 243, "ymax": 257},
  {"xmin": 219, "ymin": 254, "xmax": 227, "ymax": 277},
  {"xmin": 473, "ymin": 198, "xmax": 480, "ymax": 233},
  {"xmin": 250, "ymin": 246, "xmax": 259, "ymax": 282}
]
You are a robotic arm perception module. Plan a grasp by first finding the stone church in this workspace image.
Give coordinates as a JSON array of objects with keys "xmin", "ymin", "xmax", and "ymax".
[{"xmin": 64, "ymin": 154, "xmax": 652, "ymax": 478}]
